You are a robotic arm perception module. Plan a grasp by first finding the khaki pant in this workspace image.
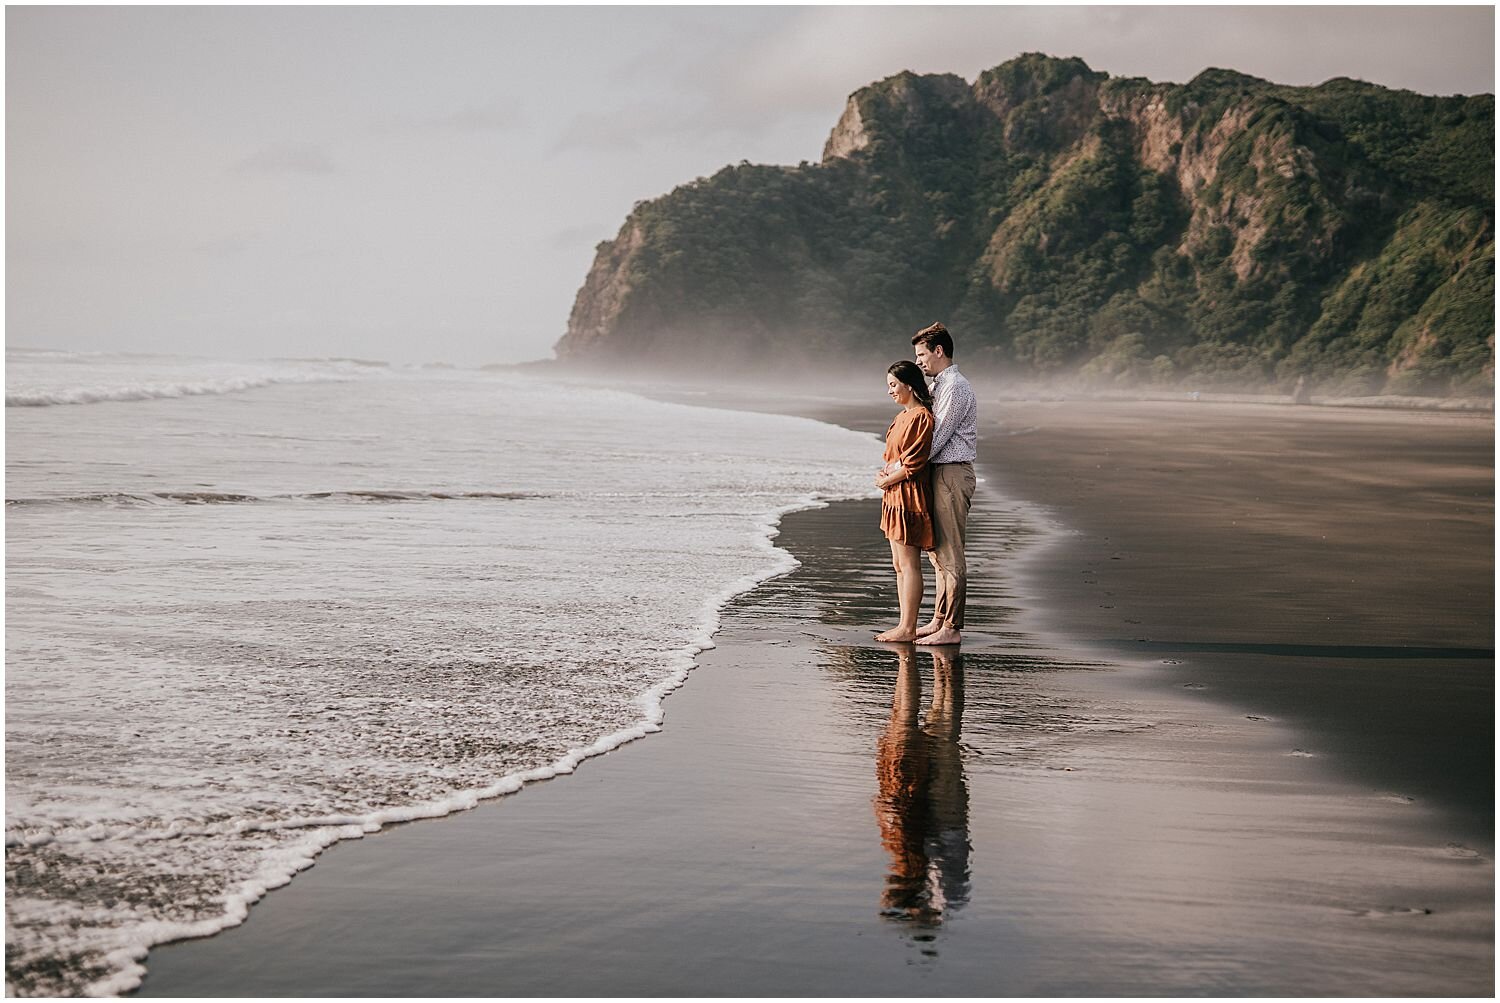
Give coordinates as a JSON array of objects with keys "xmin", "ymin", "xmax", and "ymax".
[{"xmin": 927, "ymin": 461, "xmax": 976, "ymax": 629}]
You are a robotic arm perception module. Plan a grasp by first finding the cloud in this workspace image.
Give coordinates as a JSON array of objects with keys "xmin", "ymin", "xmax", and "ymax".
[
  {"xmin": 549, "ymin": 72, "xmax": 808, "ymax": 155},
  {"xmin": 550, "ymin": 103, "xmax": 799, "ymax": 161},
  {"xmin": 545, "ymin": 6, "xmax": 1495, "ymax": 179},
  {"xmin": 634, "ymin": 5, "xmax": 1495, "ymax": 147},
  {"xmin": 540, "ymin": 10, "xmax": 828, "ymax": 154},
  {"xmin": 549, "ymin": 223, "xmax": 611, "ymax": 250},
  {"xmin": 233, "ymin": 143, "xmax": 339, "ymax": 175},
  {"xmin": 551, "ymin": 104, "xmax": 697, "ymax": 154},
  {"xmin": 713, "ymin": 6, "xmax": 1495, "ymax": 115},
  {"xmin": 193, "ymin": 233, "xmax": 260, "ymax": 259},
  {"xmin": 441, "ymin": 102, "xmax": 523, "ymax": 132},
  {"xmin": 386, "ymin": 100, "xmax": 525, "ymax": 134}
]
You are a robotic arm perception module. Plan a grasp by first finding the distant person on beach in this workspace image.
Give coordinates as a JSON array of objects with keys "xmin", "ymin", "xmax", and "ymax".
[
  {"xmin": 911, "ymin": 322, "xmax": 977, "ymax": 646},
  {"xmin": 873, "ymin": 361, "xmax": 935, "ymax": 642}
]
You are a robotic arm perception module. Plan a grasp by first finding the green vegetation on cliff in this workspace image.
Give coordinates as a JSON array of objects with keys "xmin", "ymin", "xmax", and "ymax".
[{"xmin": 557, "ymin": 55, "xmax": 1494, "ymax": 394}]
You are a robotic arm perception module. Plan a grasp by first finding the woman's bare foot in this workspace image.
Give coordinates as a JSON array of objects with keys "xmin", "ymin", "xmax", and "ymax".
[
  {"xmin": 914, "ymin": 625, "xmax": 961, "ymax": 646},
  {"xmin": 914, "ymin": 618, "xmax": 944, "ymax": 637},
  {"xmin": 874, "ymin": 627, "xmax": 918, "ymax": 642}
]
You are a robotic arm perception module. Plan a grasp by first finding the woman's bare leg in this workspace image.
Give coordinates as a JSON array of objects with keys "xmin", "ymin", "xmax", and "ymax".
[{"xmin": 875, "ymin": 541, "xmax": 924, "ymax": 641}]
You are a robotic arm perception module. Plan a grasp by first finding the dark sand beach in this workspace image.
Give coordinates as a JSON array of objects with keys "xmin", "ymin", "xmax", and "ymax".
[{"xmin": 137, "ymin": 397, "xmax": 1493, "ymax": 996}]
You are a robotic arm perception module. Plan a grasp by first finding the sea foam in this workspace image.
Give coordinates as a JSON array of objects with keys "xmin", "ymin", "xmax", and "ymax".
[
  {"xmin": 5, "ymin": 358, "xmax": 881, "ymax": 995},
  {"xmin": 4, "ymin": 351, "xmax": 375, "ymax": 408}
]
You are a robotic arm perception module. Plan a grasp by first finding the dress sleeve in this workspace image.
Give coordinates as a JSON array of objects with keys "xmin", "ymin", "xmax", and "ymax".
[{"xmin": 895, "ymin": 410, "xmax": 934, "ymax": 478}]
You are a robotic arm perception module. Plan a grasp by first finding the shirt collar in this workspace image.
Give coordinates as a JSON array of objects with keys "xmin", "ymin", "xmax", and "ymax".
[{"xmin": 933, "ymin": 365, "xmax": 960, "ymax": 384}]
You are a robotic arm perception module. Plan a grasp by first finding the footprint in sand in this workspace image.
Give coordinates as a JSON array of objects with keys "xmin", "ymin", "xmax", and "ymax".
[
  {"xmin": 1181, "ymin": 682, "xmax": 1206, "ymax": 690},
  {"xmin": 1288, "ymin": 748, "xmax": 1316, "ymax": 757},
  {"xmin": 1380, "ymin": 793, "xmax": 1418, "ymax": 804},
  {"xmin": 1245, "ymin": 714, "xmax": 1272, "ymax": 722},
  {"xmin": 1160, "ymin": 658, "xmax": 1182, "ymax": 665}
]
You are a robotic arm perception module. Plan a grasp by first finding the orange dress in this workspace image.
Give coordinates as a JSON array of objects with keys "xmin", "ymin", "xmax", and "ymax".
[{"xmin": 880, "ymin": 406, "xmax": 935, "ymax": 549}]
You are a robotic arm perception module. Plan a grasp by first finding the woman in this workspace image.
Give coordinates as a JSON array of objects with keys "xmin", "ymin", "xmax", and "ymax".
[{"xmin": 873, "ymin": 361, "xmax": 935, "ymax": 642}]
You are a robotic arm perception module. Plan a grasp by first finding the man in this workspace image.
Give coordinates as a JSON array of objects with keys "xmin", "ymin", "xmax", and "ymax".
[{"xmin": 911, "ymin": 322, "xmax": 977, "ymax": 646}]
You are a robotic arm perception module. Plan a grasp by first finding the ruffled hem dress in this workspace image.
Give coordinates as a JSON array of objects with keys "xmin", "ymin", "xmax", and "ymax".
[{"xmin": 880, "ymin": 406, "xmax": 935, "ymax": 549}]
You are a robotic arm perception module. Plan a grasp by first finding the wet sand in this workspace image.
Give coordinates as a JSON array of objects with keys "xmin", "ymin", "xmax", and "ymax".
[
  {"xmin": 983, "ymin": 399, "xmax": 1494, "ymax": 843},
  {"xmin": 795, "ymin": 396, "xmax": 1495, "ymax": 845},
  {"xmin": 136, "ymin": 396, "xmax": 1493, "ymax": 996}
]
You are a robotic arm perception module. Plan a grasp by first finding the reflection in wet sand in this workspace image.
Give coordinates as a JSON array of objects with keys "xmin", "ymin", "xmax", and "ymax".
[{"xmin": 874, "ymin": 646, "xmax": 971, "ymax": 935}]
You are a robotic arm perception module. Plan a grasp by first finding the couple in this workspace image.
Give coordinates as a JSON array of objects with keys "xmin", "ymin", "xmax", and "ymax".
[{"xmin": 874, "ymin": 322, "xmax": 978, "ymax": 646}]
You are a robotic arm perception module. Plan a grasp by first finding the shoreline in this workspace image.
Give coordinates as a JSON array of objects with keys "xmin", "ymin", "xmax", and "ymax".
[
  {"xmin": 135, "ymin": 392, "xmax": 1493, "ymax": 995},
  {"xmin": 77, "ymin": 488, "xmax": 873, "ymax": 998},
  {"xmin": 650, "ymin": 384, "xmax": 1495, "ymax": 846},
  {"xmin": 510, "ymin": 359, "xmax": 1495, "ymax": 413},
  {"xmin": 6, "ymin": 374, "xmax": 884, "ymax": 998}
]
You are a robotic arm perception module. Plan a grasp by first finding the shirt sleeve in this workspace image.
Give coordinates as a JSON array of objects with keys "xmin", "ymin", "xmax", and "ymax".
[
  {"xmin": 930, "ymin": 375, "xmax": 977, "ymax": 460},
  {"xmin": 896, "ymin": 410, "xmax": 933, "ymax": 477}
]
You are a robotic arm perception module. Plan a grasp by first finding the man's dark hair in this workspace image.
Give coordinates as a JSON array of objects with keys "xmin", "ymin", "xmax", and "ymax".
[{"xmin": 911, "ymin": 321, "xmax": 954, "ymax": 359}]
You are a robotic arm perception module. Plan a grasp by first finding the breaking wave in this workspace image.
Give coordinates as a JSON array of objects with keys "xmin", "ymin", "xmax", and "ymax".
[
  {"xmin": 5, "ymin": 490, "xmax": 551, "ymax": 508},
  {"xmin": 6, "ymin": 372, "xmax": 359, "ymax": 408}
]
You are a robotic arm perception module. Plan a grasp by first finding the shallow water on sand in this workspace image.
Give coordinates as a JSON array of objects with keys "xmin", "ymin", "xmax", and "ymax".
[
  {"xmin": 136, "ymin": 494, "xmax": 1493, "ymax": 997},
  {"xmin": 5, "ymin": 355, "xmax": 880, "ymax": 996}
]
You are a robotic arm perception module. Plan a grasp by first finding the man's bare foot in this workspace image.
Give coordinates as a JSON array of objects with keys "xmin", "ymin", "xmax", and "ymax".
[
  {"xmin": 914, "ymin": 625, "xmax": 961, "ymax": 646},
  {"xmin": 874, "ymin": 627, "xmax": 918, "ymax": 642},
  {"xmin": 914, "ymin": 618, "xmax": 944, "ymax": 638}
]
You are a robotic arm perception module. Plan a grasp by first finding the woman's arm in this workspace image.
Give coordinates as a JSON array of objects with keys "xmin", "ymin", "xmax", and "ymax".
[
  {"xmin": 897, "ymin": 410, "xmax": 934, "ymax": 477},
  {"xmin": 875, "ymin": 412, "xmax": 933, "ymax": 489}
]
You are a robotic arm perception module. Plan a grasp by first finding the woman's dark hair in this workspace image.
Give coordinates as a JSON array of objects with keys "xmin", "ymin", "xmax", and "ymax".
[{"xmin": 888, "ymin": 360, "xmax": 933, "ymax": 408}]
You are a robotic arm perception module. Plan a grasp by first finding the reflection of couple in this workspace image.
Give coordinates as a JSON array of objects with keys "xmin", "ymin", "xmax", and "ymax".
[
  {"xmin": 874, "ymin": 646, "xmax": 971, "ymax": 925},
  {"xmin": 874, "ymin": 322, "xmax": 978, "ymax": 645}
]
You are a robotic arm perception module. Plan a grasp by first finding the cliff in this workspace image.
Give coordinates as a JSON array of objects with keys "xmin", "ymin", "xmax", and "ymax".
[{"xmin": 555, "ymin": 54, "xmax": 1494, "ymax": 394}]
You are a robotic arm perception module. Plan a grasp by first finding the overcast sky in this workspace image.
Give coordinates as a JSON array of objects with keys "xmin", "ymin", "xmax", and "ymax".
[{"xmin": 7, "ymin": 6, "xmax": 1494, "ymax": 366}]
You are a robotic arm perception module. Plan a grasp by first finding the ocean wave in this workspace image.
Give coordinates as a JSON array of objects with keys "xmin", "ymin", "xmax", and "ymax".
[
  {"xmin": 267, "ymin": 356, "xmax": 392, "ymax": 369},
  {"xmin": 4, "ymin": 371, "xmax": 883, "ymax": 996},
  {"xmin": 6, "ymin": 372, "xmax": 360, "ymax": 408},
  {"xmin": 2, "ymin": 490, "xmax": 830, "ymax": 999},
  {"xmin": 5, "ymin": 490, "xmax": 551, "ymax": 508}
]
